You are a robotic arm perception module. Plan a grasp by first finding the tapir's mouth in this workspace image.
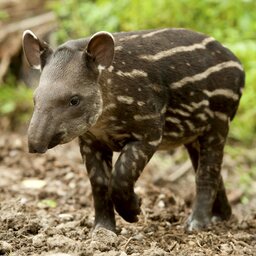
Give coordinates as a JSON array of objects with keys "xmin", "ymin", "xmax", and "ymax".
[{"xmin": 47, "ymin": 131, "xmax": 65, "ymax": 149}]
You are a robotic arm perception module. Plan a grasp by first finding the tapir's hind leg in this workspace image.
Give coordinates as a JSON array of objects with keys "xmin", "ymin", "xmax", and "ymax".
[{"xmin": 185, "ymin": 121, "xmax": 232, "ymax": 231}]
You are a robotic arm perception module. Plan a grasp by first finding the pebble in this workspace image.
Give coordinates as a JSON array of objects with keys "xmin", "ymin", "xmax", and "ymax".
[
  {"xmin": 158, "ymin": 200, "xmax": 165, "ymax": 208},
  {"xmin": 22, "ymin": 179, "xmax": 46, "ymax": 189},
  {"xmin": 47, "ymin": 234, "xmax": 77, "ymax": 250},
  {"xmin": 220, "ymin": 243, "xmax": 233, "ymax": 254},
  {"xmin": 43, "ymin": 253, "xmax": 73, "ymax": 256},
  {"xmin": 58, "ymin": 213, "xmax": 74, "ymax": 222},
  {"xmin": 0, "ymin": 241, "xmax": 12, "ymax": 254},
  {"xmin": 13, "ymin": 138, "xmax": 22, "ymax": 149},
  {"xmin": 133, "ymin": 233, "xmax": 144, "ymax": 240},
  {"xmin": 32, "ymin": 234, "xmax": 45, "ymax": 247},
  {"xmin": 188, "ymin": 240, "xmax": 196, "ymax": 246},
  {"xmin": 90, "ymin": 227, "xmax": 117, "ymax": 251},
  {"xmin": 120, "ymin": 227, "xmax": 128, "ymax": 235}
]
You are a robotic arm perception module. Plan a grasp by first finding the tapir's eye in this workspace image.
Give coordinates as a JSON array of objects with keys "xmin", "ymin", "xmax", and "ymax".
[{"xmin": 69, "ymin": 96, "xmax": 80, "ymax": 106}]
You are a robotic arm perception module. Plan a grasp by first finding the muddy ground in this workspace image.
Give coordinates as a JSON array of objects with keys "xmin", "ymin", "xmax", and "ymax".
[{"xmin": 0, "ymin": 132, "xmax": 256, "ymax": 256}]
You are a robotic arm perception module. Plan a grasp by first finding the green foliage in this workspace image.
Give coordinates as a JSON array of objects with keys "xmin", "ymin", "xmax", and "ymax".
[
  {"xmin": 225, "ymin": 144, "xmax": 256, "ymax": 201},
  {"xmin": 0, "ymin": 78, "xmax": 33, "ymax": 128},
  {"xmin": 49, "ymin": 0, "xmax": 256, "ymax": 43},
  {"xmin": 0, "ymin": 10, "xmax": 9, "ymax": 21},
  {"xmin": 228, "ymin": 41, "xmax": 256, "ymax": 142},
  {"xmin": 48, "ymin": 0, "xmax": 256, "ymax": 144}
]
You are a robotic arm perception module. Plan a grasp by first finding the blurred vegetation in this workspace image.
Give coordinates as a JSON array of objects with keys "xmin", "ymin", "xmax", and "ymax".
[
  {"xmin": 0, "ymin": 74, "xmax": 33, "ymax": 129},
  {"xmin": 1, "ymin": 0, "xmax": 256, "ymax": 144}
]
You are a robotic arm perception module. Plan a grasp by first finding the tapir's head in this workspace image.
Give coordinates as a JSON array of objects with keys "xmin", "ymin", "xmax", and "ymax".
[{"xmin": 22, "ymin": 30, "xmax": 114, "ymax": 153}]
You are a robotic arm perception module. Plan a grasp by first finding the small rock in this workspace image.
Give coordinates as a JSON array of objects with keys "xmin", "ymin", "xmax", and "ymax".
[
  {"xmin": 120, "ymin": 228, "xmax": 128, "ymax": 235},
  {"xmin": 158, "ymin": 200, "xmax": 165, "ymax": 208},
  {"xmin": 188, "ymin": 240, "xmax": 196, "ymax": 246},
  {"xmin": 90, "ymin": 227, "xmax": 117, "ymax": 252},
  {"xmin": 220, "ymin": 243, "xmax": 233, "ymax": 254},
  {"xmin": 9, "ymin": 149, "xmax": 19, "ymax": 157},
  {"xmin": 47, "ymin": 234, "xmax": 77, "ymax": 250},
  {"xmin": 0, "ymin": 241, "xmax": 12, "ymax": 254},
  {"xmin": 58, "ymin": 213, "xmax": 74, "ymax": 222},
  {"xmin": 13, "ymin": 138, "xmax": 22, "ymax": 149},
  {"xmin": 32, "ymin": 234, "xmax": 45, "ymax": 247},
  {"xmin": 133, "ymin": 233, "xmax": 144, "ymax": 240},
  {"xmin": 22, "ymin": 179, "xmax": 46, "ymax": 189},
  {"xmin": 43, "ymin": 253, "xmax": 74, "ymax": 256},
  {"xmin": 0, "ymin": 137, "xmax": 6, "ymax": 148},
  {"xmin": 142, "ymin": 243, "xmax": 168, "ymax": 256}
]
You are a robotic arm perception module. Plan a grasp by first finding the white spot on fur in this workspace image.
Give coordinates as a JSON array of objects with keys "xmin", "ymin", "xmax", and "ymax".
[
  {"xmin": 170, "ymin": 61, "xmax": 243, "ymax": 89},
  {"xmin": 140, "ymin": 37, "xmax": 215, "ymax": 61},
  {"xmin": 132, "ymin": 133, "xmax": 144, "ymax": 140},
  {"xmin": 82, "ymin": 145, "xmax": 91, "ymax": 154},
  {"xmin": 109, "ymin": 116, "xmax": 117, "ymax": 121},
  {"xmin": 102, "ymin": 161, "xmax": 110, "ymax": 178},
  {"xmin": 166, "ymin": 116, "xmax": 181, "ymax": 124},
  {"xmin": 103, "ymin": 103, "xmax": 116, "ymax": 112},
  {"xmin": 137, "ymin": 101, "xmax": 145, "ymax": 106},
  {"xmin": 96, "ymin": 176, "xmax": 104, "ymax": 185},
  {"xmin": 168, "ymin": 108, "xmax": 190, "ymax": 117},
  {"xmin": 134, "ymin": 113, "xmax": 160, "ymax": 121},
  {"xmin": 203, "ymin": 89, "xmax": 239, "ymax": 101},
  {"xmin": 119, "ymin": 34, "xmax": 140, "ymax": 42},
  {"xmin": 148, "ymin": 136, "xmax": 162, "ymax": 146},
  {"xmin": 214, "ymin": 111, "xmax": 228, "ymax": 122},
  {"xmin": 117, "ymin": 95, "xmax": 134, "ymax": 104},
  {"xmin": 142, "ymin": 28, "xmax": 170, "ymax": 38},
  {"xmin": 98, "ymin": 64, "xmax": 105, "ymax": 73},
  {"xmin": 163, "ymin": 131, "xmax": 180, "ymax": 137},
  {"xmin": 88, "ymin": 167, "xmax": 96, "ymax": 179},
  {"xmin": 185, "ymin": 120, "xmax": 195, "ymax": 130},
  {"xmin": 196, "ymin": 113, "xmax": 207, "ymax": 121},
  {"xmin": 115, "ymin": 46, "xmax": 123, "ymax": 51},
  {"xmin": 116, "ymin": 69, "xmax": 148, "ymax": 78},
  {"xmin": 107, "ymin": 65, "xmax": 114, "ymax": 72}
]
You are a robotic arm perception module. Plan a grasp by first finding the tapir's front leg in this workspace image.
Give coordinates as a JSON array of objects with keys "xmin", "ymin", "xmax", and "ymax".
[
  {"xmin": 110, "ymin": 141, "xmax": 157, "ymax": 222},
  {"xmin": 79, "ymin": 135, "xmax": 115, "ymax": 232}
]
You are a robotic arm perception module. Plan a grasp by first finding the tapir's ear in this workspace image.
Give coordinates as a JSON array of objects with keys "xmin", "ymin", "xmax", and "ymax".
[
  {"xmin": 22, "ymin": 30, "xmax": 52, "ymax": 70},
  {"xmin": 86, "ymin": 31, "xmax": 115, "ymax": 70}
]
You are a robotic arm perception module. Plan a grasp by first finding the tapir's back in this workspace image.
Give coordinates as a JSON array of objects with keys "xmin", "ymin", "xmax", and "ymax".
[
  {"xmin": 111, "ymin": 28, "xmax": 244, "ymax": 99},
  {"xmin": 64, "ymin": 28, "xmax": 244, "ymax": 149}
]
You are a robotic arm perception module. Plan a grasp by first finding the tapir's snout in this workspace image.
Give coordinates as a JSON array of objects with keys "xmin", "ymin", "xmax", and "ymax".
[
  {"xmin": 28, "ymin": 130, "xmax": 66, "ymax": 153},
  {"xmin": 28, "ymin": 107, "xmax": 66, "ymax": 154},
  {"xmin": 28, "ymin": 131, "xmax": 65, "ymax": 153},
  {"xmin": 28, "ymin": 142, "xmax": 47, "ymax": 154}
]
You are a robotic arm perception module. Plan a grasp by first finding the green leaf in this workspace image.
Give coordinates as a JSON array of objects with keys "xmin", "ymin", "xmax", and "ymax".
[
  {"xmin": 38, "ymin": 199, "xmax": 57, "ymax": 208},
  {"xmin": 0, "ymin": 101, "xmax": 16, "ymax": 114}
]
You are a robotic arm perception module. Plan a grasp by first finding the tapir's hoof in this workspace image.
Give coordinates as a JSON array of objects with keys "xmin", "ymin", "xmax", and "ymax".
[
  {"xmin": 93, "ymin": 221, "xmax": 116, "ymax": 233},
  {"xmin": 113, "ymin": 193, "xmax": 141, "ymax": 223},
  {"xmin": 212, "ymin": 203, "xmax": 232, "ymax": 221},
  {"xmin": 185, "ymin": 214, "xmax": 211, "ymax": 232}
]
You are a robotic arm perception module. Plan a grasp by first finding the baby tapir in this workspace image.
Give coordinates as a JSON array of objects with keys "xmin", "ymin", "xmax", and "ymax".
[{"xmin": 22, "ymin": 28, "xmax": 245, "ymax": 232}]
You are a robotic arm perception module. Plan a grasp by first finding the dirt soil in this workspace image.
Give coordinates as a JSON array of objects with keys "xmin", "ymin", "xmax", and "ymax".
[{"xmin": 0, "ymin": 132, "xmax": 256, "ymax": 256}]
